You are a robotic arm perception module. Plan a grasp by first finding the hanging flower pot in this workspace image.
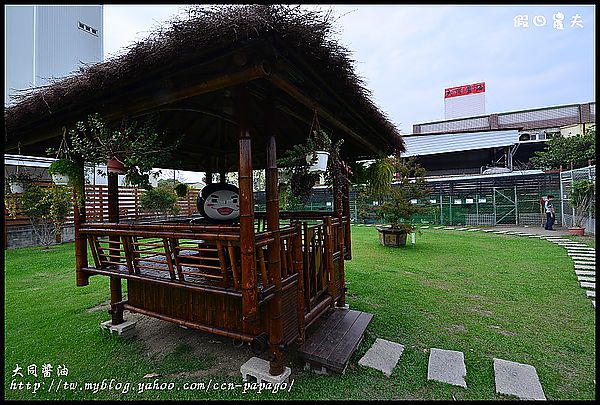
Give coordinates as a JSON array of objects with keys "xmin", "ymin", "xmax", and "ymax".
[
  {"xmin": 306, "ymin": 150, "xmax": 329, "ymax": 173},
  {"xmin": 9, "ymin": 181, "xmax": 25, "ymax": 194},
  {"xmin": 107, "ymin": 157, "xmax": 126, "ymax": 174},
  {"xmin": 51, "ymin": 173, "xmax": 70, "ymax": 185}
]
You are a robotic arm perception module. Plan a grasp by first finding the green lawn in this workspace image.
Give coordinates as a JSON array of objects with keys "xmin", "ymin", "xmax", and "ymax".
[{"xmin": 4, "ymin": 227, "xmax": 596, "ymax": 400}]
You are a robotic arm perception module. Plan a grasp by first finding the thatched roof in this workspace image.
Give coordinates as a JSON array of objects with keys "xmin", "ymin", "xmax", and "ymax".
[{"xmin": 5, "ymin": 4, "xmax": 404, "ymax": 171}]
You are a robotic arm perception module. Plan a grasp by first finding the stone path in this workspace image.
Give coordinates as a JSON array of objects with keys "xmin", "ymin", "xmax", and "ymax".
[
  {"xmin": 358, "ymin": 338, "xmax": 404, "ymax": 377},
  {"xmin": 357, "ymin": 340, "xmax": 548, "ymax": 397},
  {"xmin": 427, "ymin": 348, "xmax": 467, "ymax": 388},
  {"xmin": 493, "ymin": 358, "xmax": 546, "ymax": 400}
]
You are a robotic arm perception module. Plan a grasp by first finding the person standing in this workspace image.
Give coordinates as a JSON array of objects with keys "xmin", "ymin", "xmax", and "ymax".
[{"xmin": 544, "ymin": 195, "xmax": 555, "ymax": 230}]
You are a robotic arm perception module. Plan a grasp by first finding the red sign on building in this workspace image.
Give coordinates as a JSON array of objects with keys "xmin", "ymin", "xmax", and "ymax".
[{"xmin": 444, "ymin": 82, "xmax": 485, "ymax": 99}]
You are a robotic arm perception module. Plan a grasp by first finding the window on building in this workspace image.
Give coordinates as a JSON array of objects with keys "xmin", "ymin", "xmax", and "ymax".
[{"xmin": 78, "ymin": 21, "xmax": 99, "ymax": 37}]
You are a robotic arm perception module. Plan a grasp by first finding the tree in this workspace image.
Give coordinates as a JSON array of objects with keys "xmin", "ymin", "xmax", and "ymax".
[
  {"xmin": 140, "ymin": 187, "xmax": 180, "ymax": 217},
  {"xmin": 19, "ymin": 185, "xmax": 72, "ymax": 249},
  {"xmin": 529, "ymin": 127, "xmax": 595, "ymax": 170}
]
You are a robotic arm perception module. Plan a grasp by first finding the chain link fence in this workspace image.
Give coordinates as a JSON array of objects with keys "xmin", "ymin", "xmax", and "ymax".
[{"xmin": 559, "ymin": 165, "xmax": 596, "ymax": 233}]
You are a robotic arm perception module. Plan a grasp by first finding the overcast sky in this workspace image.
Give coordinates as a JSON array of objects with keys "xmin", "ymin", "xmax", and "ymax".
[
  {"xmin": 104, "ymin": 4, "xmax": 595, "ymax": 132},
  {"xmin": 102, "ymin": 4, "xmax": 594, "ymax": 182}
]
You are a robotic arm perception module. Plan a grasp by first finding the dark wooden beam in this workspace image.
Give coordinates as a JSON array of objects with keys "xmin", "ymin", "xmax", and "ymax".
[{"xmin": 267, "ymin": 73, "xmax": 381, "ymax": 155}]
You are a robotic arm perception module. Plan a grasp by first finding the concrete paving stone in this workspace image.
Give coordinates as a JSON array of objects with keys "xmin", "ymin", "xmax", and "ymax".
[
  {"xmin": 241, "ymin": 357, "xmax": 291, "ymax": 383},
  {"xmin": 420, "ymin": 226, "xmax": 430, "ymax": 229},
  {"xmin": 444, "ymin": 227, "xmax": 456, "ymax": 230},
  {"xmin": 455, "ymin": 228, "xmax": 468, "ymax": 231},
  {"xmin": 493, "ymin": 358, "xmax": 546, "ymax": 400},
  {"xmin": 427, "ymin": 348, "xmax": 467, "ymax": 388},
  {"xmin": 574, "ymin": 260, "xmax": 595, "ymax": 265},
  {"xmin": 580, "ymin": 281, "xmax": 595, "ymax": 289},
  {"xmin": 577, "ymin": 276, "xmax": 595, "ymax": 282},
  {"xmin": 568, "ymin": 252, "xmax": 595, "ymax": 257},
  {"xmin": 528, "ymin": 235, "xmax": 542, "ymax": 238},
  {"xmin": 575, "ymin": 270, "xmax": 595, "ymax": 276},
  {"xmin": 482, "ymin": 229, "xmax": 495, "ymax": 232},
  {"xmin": 434, "ymin": 226, "xmax": 443, "ymax": 229},
  {"xmin": 571, "ymin": 258, "xmax": 596, "ymax": 264},
  {"xmin": 567, "ymin": 248, "xmax": 596, "ymax": 253},
  {"xmin": 586, "ymin": 290, "xmax": 595, "ymax": 298},
  {"xmin": 494, "ymin": 231, "xmax": 508, "ymax": 234},
  {"xmin": 574, "ymin": 264, "xmax": 595, "ymax": 270},
  {"xmin": 358, "ymin": 338, "xmax": 405, "ymax": 377},
  {"xmin": 592, "ymin": 300, "xmax": 596, "ymax": 309},
  {"xmin": 559, "ymin": 243, "xmax": 588, "ymax": 247},
  {"xmin": 565, "ymin": 247, "xmax": 595, "ymax": 251}
]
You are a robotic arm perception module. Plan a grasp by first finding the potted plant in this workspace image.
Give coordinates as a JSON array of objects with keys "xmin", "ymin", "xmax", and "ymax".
[
  {"xmin": 6, "ymin": 172, "xmax": 35, "ymax": 194},
  {"xmin": 305, "ymin": 129, "xmax": 332, "ymax": 172},
  {"xmin": 278, "ymin": 144, "xmax": 321, "ymax": 208},
  {"xmin": 48, "ymin": 158, "xmax": 80, "ymax": 185},
  {"xmin": 374, "ymin": 157, "xmax": 431, "ymax": 247},
  {"xmin": 568, "ymin": 179, "xmax": 595, "ymax": 235},
  {"xmin": 174, "ymin": 182, "xmax": 189, "ymax": 198},
  {"xmin": 69, "ymin": 113, "xmax": 180, "ymax": 189}
]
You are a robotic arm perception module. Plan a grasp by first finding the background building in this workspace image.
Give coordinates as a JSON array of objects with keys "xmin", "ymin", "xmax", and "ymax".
[
  {"xmin": 444, "ymin": 82, "xmax": 486, "ymax": 119},
  {"xmin": 5, "ymin": 4, "xmax": 103, "ymax": 105},
  {"xmin": 406, "ymin": 101, "xmax": 595, "ymax": 177}
]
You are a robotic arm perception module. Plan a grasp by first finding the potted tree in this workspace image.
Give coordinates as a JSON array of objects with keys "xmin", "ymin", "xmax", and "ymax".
[
  {"xmin": 375, "ymin": 157, "xmax": 431, "ymax": 247},
  {"xmin": 568, "ymin": 179, "xmax": 595, "ymax": 235}
]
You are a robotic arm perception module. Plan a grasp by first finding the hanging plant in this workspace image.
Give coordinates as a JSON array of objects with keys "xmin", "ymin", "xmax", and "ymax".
[
  {"xmin": 46, "ymin": 131, "xmax": 85, "ymax": 208},
  {"xmin": 68, "ymin": 113, "xmax": 181, "ymax": 189},
  {"xmin": 6, "ymin": 172, "xmax": 35, "ymax": 194}
]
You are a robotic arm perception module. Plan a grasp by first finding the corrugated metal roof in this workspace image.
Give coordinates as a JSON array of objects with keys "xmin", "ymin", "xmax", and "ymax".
[{"xmin": 401, "ymin": 129, "xmax": 520, "ymax": 157}]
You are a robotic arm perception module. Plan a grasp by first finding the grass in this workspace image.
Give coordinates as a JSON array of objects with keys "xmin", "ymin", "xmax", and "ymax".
[{"xmin": 4, "ymin": 227, "xmax": 596, "ymax": 400}]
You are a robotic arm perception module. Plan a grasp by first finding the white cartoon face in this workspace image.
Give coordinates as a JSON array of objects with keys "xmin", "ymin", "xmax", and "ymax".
[{"xmin": 203, "ymin": 189, "xmax": 240, "ymax": 221}]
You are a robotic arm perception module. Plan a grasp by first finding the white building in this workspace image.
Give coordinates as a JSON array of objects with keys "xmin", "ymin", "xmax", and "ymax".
[{"xmin": 5, "ymin": 4, "xmax": 103, "ymax": 105}]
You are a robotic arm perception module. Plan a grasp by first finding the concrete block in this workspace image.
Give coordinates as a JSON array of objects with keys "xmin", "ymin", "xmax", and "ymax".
[
  {"xmin": 580, "ymin": 281, "xmax": 595, "ymax": 289},
  {"xmin": 358, "ymin": 338, "xmax": 405, "ymax": 378},
  {"xmin": 420, "ymin": 226, "xmax": 430, "ymax": 229},
  {"xmin": 592, "ymin": 300, "xmax": 596, "ymax": 309},
  {"xmin": 575, "ymin": 264, "xmax": 595, "ymax": 270},
  {"xmin": 577, "ymin": 276, "xmax": 595, "ymax": 282},
  {"xmin": 100, "ymin": 319, "xmax": 137, "ymax": 338},
  {"xmin": 445, "ymin": 227, "xmax": 456, "ymax": 230},
  {"xmin": 455, "ymin": 228, "xmax": 468, "ymax": 231},
  {"xmin": 575, "ymin": 270, "xmax": 595, "ymax": 276},
  {"xmin": 427, "ymin": 348, "xmax": 467, "ymax": 388},
  {"xmin": 467, "ymin": 229, "xmax": 479, "ymax": 232},
  {"xmin": 586, "ymin": 290, "xmax": 595, "ymax": 298},
  {"xmin": 493, "ymin": 358, "xmax": 545, "ymax": 400},
  {"xmin": 240, "ymin": 357, "xmax": 291, "ymax": 384},
  {"xmin": 434, "ymin": 226, "xmax": 443, "ymax": 229}
]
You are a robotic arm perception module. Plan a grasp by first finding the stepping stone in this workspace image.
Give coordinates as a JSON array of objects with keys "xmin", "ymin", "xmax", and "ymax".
[
  {"xmin": 455, "ymin": 228, "xmax": 468, "ymax": 231},
  {"xmin": 577, "ymin": 276, "xmax": 595, "ymax": 282},
  {"xmin": 575, "ymin": 264, "xmax": 595, "ymax": 270},
  {"xmin": 565, "ymin": 247, "xmax": 595, "ymax": 251},
  {"xmin": 575, "ymin": 270, "xmax": 595, "ymax": 276},
  {"xmin": 427, "ymin": 348, "xmax": 467, "ymax": 388},
  {"xmin": 574, "ymin": 260, "xmax": 595, "ymax": 265},
  {"xmin": 519, "ymin": 233, "xmax": 535, "ymax": 236},
  {"xmin": 358, "ymin": 338, "xmax": 405, "ymax": 377},
  {"xmin": 571, "ymin": 257, "xmax": 595, "ymax": 263},
  {"xmin": 580, "ymin": 281, "xmax": 595, "ymax": 289},
  {"xmin": 445, "ymin": 227, "xmax": 456, "ymax": 230},
  {"xmin": 528, "ymin": 235, "xmax": 542, "ymax": 238},
  {"xmin": 586, "ymin": 290, "xmax": 595, "ymax": 298},
  {"xmin": 593, "ymin": 301, "xmax": 596, "ymax": 309},
  {"xmin": 559, "ymin": 243, "xmax": 588, "ymax": 247},
  {"xmin": 494, "ymin": 231, "xmax": 508, "ymax": 234},
  {"xmin": 420, "ymin": 226, "xmax": 430, "ymax": 229},
  {"xmin": 434, "ymin": 226, "xmax": 443, "ymax": 229},
  {"xmin": 467, "ymin": 229, "xmax": 479, "ymax": 232},
  {"xmin": 493, "ymin": 358, "xmax": 546, "ymax": 400},
  {"xmin": 482, "ymin": 229, "xmax": 495, "ymax": 232},
  {"xmin": 568, "ymin": 252, "xmax": 595, "ymax": 257}
]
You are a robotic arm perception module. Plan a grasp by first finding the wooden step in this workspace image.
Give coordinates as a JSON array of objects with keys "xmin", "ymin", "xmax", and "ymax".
[{"xmin": 298, "ymin": 308, "xmax": 373, "ymax": 374}]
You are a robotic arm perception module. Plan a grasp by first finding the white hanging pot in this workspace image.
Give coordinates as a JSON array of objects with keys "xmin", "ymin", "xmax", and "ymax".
[
  {"xmin": 9, "ymin": 181, "xmax": 25, "ymax": 194},
  {"xmin": 306, "ymin": 150, "xmax": 329, "ymax": 173},
  {"xmin": 51, "ymin": 173, "xmax": 70, "ymax": 186}
]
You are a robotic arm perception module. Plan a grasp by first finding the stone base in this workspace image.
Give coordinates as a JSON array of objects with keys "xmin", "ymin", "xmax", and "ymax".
[
  {"xmin": 100, "ymin": 319, "xmax": 137, "ymax": 338},
  {"xmin": 336, "ymin": 303, "xmax": 350, "ymax": 310},
  {"xmin": 240, "ymin": 357, "xmax": 291, "ymax": 384}
]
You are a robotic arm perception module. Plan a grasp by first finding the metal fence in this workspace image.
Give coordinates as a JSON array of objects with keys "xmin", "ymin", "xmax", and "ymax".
[
  {"xmin": 559, "ymin": 165, "xmax": 596, "ymax": 233},
  {"xmin": 353, "ymin": 170, "xmax": 568, "ymax": 228}
]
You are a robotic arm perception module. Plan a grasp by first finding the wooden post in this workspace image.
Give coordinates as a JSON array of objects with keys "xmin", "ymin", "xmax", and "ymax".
[
  {"xmin": 107, "ymin": 171, "xmax": 124, "ymax": 325},
  {"xmin": 236, "ymin": 87, "xmax": 258, "ymax": 325},
  {"xmin": 325, "ymin": 216, "xmax": 336, "ymax": 307},
  {"xmin": 343, "ymin": 182, "xmax": 352, "ymax": 260},
  {"xmin": 293, "ymin": 222, "xmax": 306, "ymax": 343},
  {"xmin": 266, "ymin": 134, "xmax": 285, "ymax": 376},
  {"xmin": 74, "ymin": 157, "xmax": 89, "ymax": 286},
  {"xmin": 332, "ymin": 162, "xmax": 347, "ymax": 306}
]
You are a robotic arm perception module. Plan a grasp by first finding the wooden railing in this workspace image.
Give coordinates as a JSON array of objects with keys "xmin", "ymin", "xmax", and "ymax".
[{"xmin": 80, "ymin": 215, "xmax": 347, "ymax": 303}]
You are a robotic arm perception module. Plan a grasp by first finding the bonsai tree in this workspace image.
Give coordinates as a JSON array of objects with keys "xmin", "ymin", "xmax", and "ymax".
[
  {"xmin": 68, "ymin": 113, "xmax": 181, "ymax": 189},
  {"xmin": 376, "ymin": 156, "xmax": 431, "ymax": 233},
  {"xmin": 569, "ymin": 179, "xmax": 595, "ymax": 229}
]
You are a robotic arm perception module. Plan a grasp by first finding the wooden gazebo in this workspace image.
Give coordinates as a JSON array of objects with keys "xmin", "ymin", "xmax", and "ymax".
[{"xmin": 5, "ymin": 5, "xmax": 403, "ymax": 376}]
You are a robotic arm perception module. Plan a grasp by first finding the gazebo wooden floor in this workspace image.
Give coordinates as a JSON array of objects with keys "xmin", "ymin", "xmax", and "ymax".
[{"xmin": 298, "ymin": 307, "xmax": 373, "ymax": 374}]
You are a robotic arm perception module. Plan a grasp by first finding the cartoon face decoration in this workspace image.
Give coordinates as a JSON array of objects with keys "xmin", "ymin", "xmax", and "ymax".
[{"xmin": 197, "ymin": 183, "xmax": 240, "ymax": 223}]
